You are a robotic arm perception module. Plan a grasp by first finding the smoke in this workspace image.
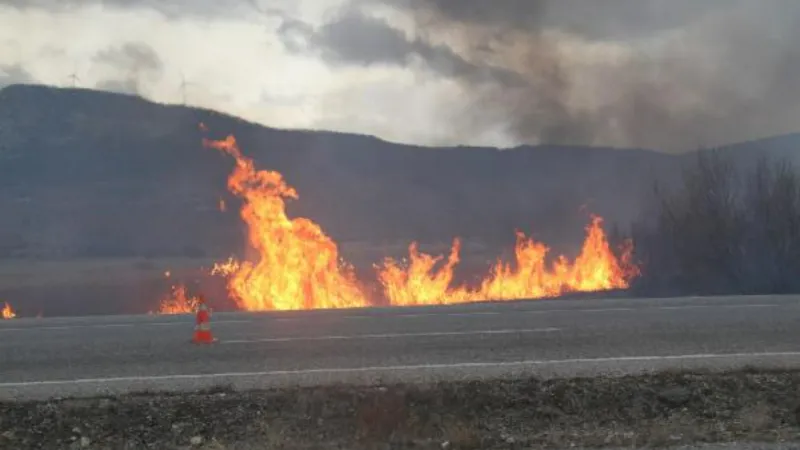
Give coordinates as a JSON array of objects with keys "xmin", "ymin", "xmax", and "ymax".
[
  {"xmin": 279, "ymin": 8, "xmax": 523, "ymax": 86},
  {"xmin": 93, "ymin": 42, "xmax": 163, "ymax": 96},
  {"xmin": 0, "ymin": 64, "xmax": 35, "ymax": 87},
  {"xmin": 3, "ymin": 0, "xmax": 799, "ymax": 151},
  {"xmin": 297, "ymin": 0, "xmax": 800, "ymax": 151}
]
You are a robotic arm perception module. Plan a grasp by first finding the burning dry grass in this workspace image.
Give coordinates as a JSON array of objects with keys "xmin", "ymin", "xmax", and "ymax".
[
  {"xmin": 1, "ymin": 301, "xmax": 15, "ymax": 319},
  {"xmin": 3, "ymin": 369, "xmax": 800, "ymax": 449},
  {"xmin": 154, "ymin": 284, "xmax": 200, "ymax": 315},
  {"xmin": 207, "ymin": 134, "xmax": 639, "ymax": 312}
]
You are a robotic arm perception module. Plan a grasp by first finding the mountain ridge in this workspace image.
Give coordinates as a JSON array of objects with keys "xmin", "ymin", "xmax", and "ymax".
[{"xmin": 0, "ymin": 83, "xmax": 796, "ymax": 262}]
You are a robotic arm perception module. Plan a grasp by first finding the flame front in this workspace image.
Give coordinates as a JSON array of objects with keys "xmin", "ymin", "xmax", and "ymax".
[
  {"xmin": 377, "ymin": 239, "xmax": 468, "ymax": 306},
  {"xmin": 208, "ymin": 133, "xmax": 640, "ymax": 310},
  {"xmin": 157, "ymin": 284, "xmax": 200, "ymax": 315},
  {"xmin": 378, "ymin": 216, "xmax": 638, "ymax": 305},
  {"xmin": 207, "ymin": 136, "xmax": 370, "ymax": 311},
  {"xmin": 1, "ymin": 302, "xmax": 16, "ymax": 319}
]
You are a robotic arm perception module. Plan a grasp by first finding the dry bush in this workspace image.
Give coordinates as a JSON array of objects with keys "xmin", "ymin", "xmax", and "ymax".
[{"xmin": 630, "ymin": 151, "xmax": 800, "ymax": 296}]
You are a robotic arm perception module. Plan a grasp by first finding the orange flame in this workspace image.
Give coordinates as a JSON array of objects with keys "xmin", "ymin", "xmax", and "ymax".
[
  {"xmin": 156, "ymin": 284, "xmax": 200, "ymax": 315},
  {"xmin": 377, "ymin": 239, "xmax": 465, "ymax": 306},
  {"xmin": 377, "ymin": 216, "xmax": 637, "ymax": 305},
  {"xmin": 208, "ymin": 133, "xmax": 640, "ymax": 310},
  {"xmin": 2, "ymin": 302, "xmax": 16, "ymax": 319},
  {"xmin": 207, "ymin": 136, "xmax": 370, "ymax": 311}
]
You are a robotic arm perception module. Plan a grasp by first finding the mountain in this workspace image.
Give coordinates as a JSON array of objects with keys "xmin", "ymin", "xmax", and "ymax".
[{"xmin": 0, "ymin": 84, "xmax": 797, "ymax": 264}]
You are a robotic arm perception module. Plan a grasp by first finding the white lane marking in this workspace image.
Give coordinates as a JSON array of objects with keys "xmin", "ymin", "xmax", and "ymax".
[
  {"xmin": 520, "ymin": 304, "xmax": 777, "ymax": 315},
  {"xmin": 221, "ymin": 327, "xmax": 560, "ymax": 344},
  {"xmin": 0, "ymin": 319, "xmax": 252, "ymax": 332},
  {"xmin": 274, "ymin": 303, "xmax": 781, "ymax": 322},
  {"xmin": 655, "ymin": 304, "xmax": 774, "ymax": 311},
  {"xmin": 399, "ymin": 312, "xmax": 503, "ymax": 318},
  {"xmin": 274, "ymin": 311, "xmax": 502, "ymax": 322},
  {"xmin": 3, "ymin": 351, "xmax": 800, "ymax": 388}
]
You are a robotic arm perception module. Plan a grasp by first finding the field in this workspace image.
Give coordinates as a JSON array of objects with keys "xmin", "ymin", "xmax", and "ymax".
[
  {"xmin": 0, "ymin": 257, "xmax": 218, "ymax": 317},
  {"xmin": 0, "ymin": 240, "xmax": 501, "ymax": 317}
]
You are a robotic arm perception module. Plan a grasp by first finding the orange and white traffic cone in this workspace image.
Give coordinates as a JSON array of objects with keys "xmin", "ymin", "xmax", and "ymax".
[{"xmin": 192, "ymin": 296, "xmax": 216, "ymax": 344}]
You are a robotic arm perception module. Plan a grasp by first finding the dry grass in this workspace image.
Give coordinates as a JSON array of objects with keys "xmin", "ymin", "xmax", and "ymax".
[{"xmin": 0, "ymin": 257, "xmax": 213, "ymax": 289}]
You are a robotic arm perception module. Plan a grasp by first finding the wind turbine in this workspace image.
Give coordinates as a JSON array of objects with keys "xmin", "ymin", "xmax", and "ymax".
[
  {"xmin": 179, "ymin": 71, "xmax": 195, "ymax": 105},
  {"xmin": 67, "ymin": 64, "xmax": 80, "ymax": 88},
  {"xmin": 68, "ymin": 71, "xmax": 80, "ymax": 88}
]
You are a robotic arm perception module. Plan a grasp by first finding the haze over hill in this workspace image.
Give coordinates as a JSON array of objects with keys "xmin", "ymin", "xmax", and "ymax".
[{"xmin": 1, "ymin": 83, "xmax": 799, "ymax": 264}]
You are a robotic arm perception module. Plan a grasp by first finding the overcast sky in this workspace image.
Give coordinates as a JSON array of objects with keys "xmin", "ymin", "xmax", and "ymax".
[{"xmin": 1, "ymin": 0, "xmax": 799, "ymax": 152}]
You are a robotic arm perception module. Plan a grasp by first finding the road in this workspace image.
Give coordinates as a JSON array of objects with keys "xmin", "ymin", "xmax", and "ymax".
[{"xmin": 1, "ymin": 294, "xmax": 799, "ymax": 400}]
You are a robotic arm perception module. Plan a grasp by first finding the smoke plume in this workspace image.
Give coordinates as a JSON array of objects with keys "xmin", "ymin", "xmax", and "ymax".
[{"xmin": 296, "ymin": 0, "xmax": 800, "ymax": 151}]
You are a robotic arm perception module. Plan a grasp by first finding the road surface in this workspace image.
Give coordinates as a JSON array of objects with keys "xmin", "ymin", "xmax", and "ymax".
[{"xmin": 1, "ymin": 294, "xmax": 799, "ymax": 400}]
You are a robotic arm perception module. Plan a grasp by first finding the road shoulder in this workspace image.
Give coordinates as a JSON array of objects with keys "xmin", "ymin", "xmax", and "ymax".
[{"xmin": 3, "ymin": 368, "xmax": 800, "ymax": 449}]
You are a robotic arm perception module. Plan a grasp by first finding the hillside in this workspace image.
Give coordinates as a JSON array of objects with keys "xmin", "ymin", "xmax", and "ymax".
[
  {"xmin": 1, "ymin": 83, "xmax": 799, "ymax": 263},
  {"xmin": 0, "ymin": 84, "xmax": 682, "ymax": 261}
]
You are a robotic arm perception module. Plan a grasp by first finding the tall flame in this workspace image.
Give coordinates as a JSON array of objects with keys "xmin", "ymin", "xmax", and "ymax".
[
  {"xmin": 156, "ymin": 284, "xmax": 200, "ymax": 315},
  {"xmin": 1, "ymin": 302, "xmax": 16, "ymax": 319},
  {"xmin": 208, "ymin": 133, "xmax": 639, "ymax": 311},
  {"xmin": 207, "ymin": 136, "xmax": 370, "ymax": 311}
]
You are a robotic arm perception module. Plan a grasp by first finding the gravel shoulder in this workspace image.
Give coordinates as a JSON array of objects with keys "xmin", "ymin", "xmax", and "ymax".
[{"xmin": 3, "ymin": 369, "xmax": 800, "ymax": 449}]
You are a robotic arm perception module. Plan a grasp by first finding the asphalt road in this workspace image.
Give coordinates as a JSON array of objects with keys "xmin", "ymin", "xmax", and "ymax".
[{"xmin": 1, "ymin": 294, "xmax": 800, "ymax": 400}]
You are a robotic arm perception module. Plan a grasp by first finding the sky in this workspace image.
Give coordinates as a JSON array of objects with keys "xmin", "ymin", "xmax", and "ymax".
[{"xmin": 1, "ymin": 0, "xmax": 799, "ymax": 152}]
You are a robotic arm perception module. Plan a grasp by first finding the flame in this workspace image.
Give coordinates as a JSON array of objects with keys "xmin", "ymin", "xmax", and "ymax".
[
  {"xmin": 219, "ymin": 198, "xmax": 227, "ymax": 212},
  {"xmin": 156, "ymin": 284, "xmax": 200, "ymax": 315},
  {"xmin": 2, "ymin": 302, "xmax": 16, "ymax": 319},
  {"xmin": 377, "ymin": 239, "xmax": 466, "ymax": 306},
  {"xmin": 377, "ymin": 216, "xmax": 639, "ymax": 305},
  {"xmin": 207, "ymin": 133, "xmax": 640, "ymax": 311},
  {"xmin": 207, "ymin": 136, "xmax": 370, "ymax": 311}
]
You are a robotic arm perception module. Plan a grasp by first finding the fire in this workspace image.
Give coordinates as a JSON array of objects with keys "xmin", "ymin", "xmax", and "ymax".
[
  {"xmin": 207, "ymin": 133, "xmax": 640, "ymax": 311},
  {"xmin": 156, "ymin": 284, "xmax": 200, "ymax": 315},
  {"xmin": 2, "ymin": 302, "xmax": 16, "ymax": 319},
  {"xmin": 377, "ymin": 239, "xmax": 466, "ymax": 306},
  {"xmin": 377, "ymin": 216, "xmax": 637, "ymax": 305},
  {"xmin": 207, "ymin": 136, "xmax": 370, "ymax": 311}
]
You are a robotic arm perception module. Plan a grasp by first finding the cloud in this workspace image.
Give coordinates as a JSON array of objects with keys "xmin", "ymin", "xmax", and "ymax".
[
  {"xmin": 0, "ymin": 0, "xmax": 252, "ymax": 18},
  {"xmin": 2, "ymin": 0, "xmax": 799, "ymax": 152}
]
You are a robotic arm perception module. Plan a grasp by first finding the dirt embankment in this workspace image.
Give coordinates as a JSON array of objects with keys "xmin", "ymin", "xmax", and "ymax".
[{"xmin": 2, "ymin": 370, "xmax": 800, "ymax": 450}]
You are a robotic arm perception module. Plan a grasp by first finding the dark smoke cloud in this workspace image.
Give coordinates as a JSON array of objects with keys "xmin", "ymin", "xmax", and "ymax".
[
  {"xmin": 391, "ymin": 0, "xmax": 731, "ymax": 40},
  {"xmin": 307, "ymin": 0, "xmax": 800, "ymax": 151},
  {"xmin": 277, "ymin": 9, "xmax": 522, "ymax": 86},
  {"xmin": 93, "ymin": 42, "xmax": 163, "ymax": 96}
]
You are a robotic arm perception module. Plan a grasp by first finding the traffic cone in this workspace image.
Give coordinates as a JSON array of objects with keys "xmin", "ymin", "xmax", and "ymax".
[{"xmin": 192, "ymin": 296, "xmax": 216, "ymax": 344}]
